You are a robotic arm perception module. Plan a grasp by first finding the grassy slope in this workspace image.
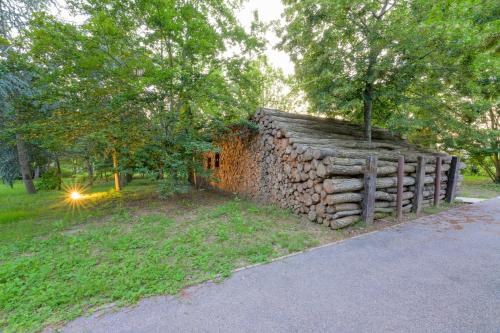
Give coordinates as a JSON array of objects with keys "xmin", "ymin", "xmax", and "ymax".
[
  {"xmin": 0, "ymin": 180, "xmax": 331, "ymax": 333},
  {"xmin": 461, "ymin": 175, "xmax": 500, "ymax": 199}
]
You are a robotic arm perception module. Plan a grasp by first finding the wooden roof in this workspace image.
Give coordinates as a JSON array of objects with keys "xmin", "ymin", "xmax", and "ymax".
[{"xmin": 255, "ymin": 108, "xmax": 449, "ymax": 163}]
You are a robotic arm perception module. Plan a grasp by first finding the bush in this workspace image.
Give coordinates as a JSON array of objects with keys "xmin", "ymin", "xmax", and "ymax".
[
  {"xmin": 158, "ymin": 177, "xmax": 191, "ymax": 199},
  {"xmin": 37, "ymin": 169, "xmax": 62, "ymax": 190}
]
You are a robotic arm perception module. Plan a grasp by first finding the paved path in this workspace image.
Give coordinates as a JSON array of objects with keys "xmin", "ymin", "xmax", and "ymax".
[{"xmin": 63, "ymin": 199, "xmax": 500, "ymax": 333}]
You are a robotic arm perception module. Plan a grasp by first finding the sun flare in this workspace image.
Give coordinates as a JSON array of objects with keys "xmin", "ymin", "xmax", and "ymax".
[
  {"xmin": 62, "ymin": 183, "xmax": 90, "ymax": 211},
  {"xmin": 70, "ymin": 191, "xmax": 82, "ymax": 200}
]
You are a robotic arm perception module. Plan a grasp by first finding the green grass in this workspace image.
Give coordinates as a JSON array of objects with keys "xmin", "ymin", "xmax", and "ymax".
[
  {"xmin": 422, "ymin": 201, "xmax": 462, "ymax": 215},
  {"xmin": 461, "ymin": 175, "xmax": 500, "ymax": 199},
  {"xmin": 3, "ymin": 173, "xmax": 488, "ymax": 332},
  {"xmin": 0, "ymin": 180, "xmax": 325, "ymax": 332}
]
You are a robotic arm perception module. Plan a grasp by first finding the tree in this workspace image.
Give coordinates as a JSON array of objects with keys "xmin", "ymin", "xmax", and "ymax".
[
  {"xmin": 278, "ymin": 0, "xmax": 448, "ymax": 143},
  {"xmin": 0, "ymin": 0, "xmax": 53, "ymax": 42},
  {"xmin": 131, "ymin": 0, "xmax": 267, "ymax": 183},
  {"xmin": 25, "ymin": 0, "xmax": 268, "ymax": 191},
  {"xmin": 28, "ymin": 11, "xmax": 152, "ymax": 191},
  {"xmin": 1, "ymin": 0, "xmax": 55, "ymax": 193},
  {"xmin": 402, "ymin": 0, "xmax": 499, "ymax": 182},
  {"xmin": 0, "ymin": 57, "xmax": 40, "ymax": 193}
]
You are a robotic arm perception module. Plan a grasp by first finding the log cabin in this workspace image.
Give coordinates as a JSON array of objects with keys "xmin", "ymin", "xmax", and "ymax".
[{"xmin": 203, "ymin": 108, "xmax": 463, "ymax": 229}]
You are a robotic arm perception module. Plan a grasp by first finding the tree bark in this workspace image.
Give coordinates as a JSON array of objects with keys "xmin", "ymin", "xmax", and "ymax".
[
  {"xmin": 493, "ymin": 153, "xmax": 500, "ymax": 183},
  {"xmin": 34, "ymin": 167, "xmax": 40, "ymax": 180},
  {"xmin": 16, "ymin": 134, "xmax": 36, "ymax": 194},
  {"xmin": 85, "ymin": 156, "xmax": 94, "ymax": 186},
  {"xmin": 488, "ymin": 107, "xmax": 499, "ymax": 183},
  {"xmin": 112, "ymin": 149, "xmax": 121, "ymax": 192},
  {"xmin": 55, "ymin": 156, "xmax": 62, "ymax": 190}
]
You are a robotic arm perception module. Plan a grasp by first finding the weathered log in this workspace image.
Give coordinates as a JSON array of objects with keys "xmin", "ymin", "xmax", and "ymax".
[
  {"xmin": 323, "ymin": 176, "xmax": 415, "ymax": 194},
  {"xmin": 312, "ymin": 193, "xmax": 320, "ymax": 204},
  {"xmin": 290, "ymin": 168, "xmax": 301, "ymax": 182},
  {"xmin": 327, "ymin": 210, "xmax": 362, "ymax": 221},
  {"xmin": 446, "ymin": 156, "xmax": 460, "ymax": 203},
  {"xmin": 413, "ymin": 155, "xmax": 426, "ymax": 214},
  {"xmin": 396, "ymin": 155, "xmax": 404, "ymax": 222},
  {"xmin": 375, "ymin": 200, "xmax": 410, "ymax": 208},
  {"xmin": 310, "ymin": 147, "xmax": 447, "ymax": 164},
  {"xmin": 376, "ymin": 191, "xmax": 414, "ymax": 201},
  {"xmin": 263, "ymin": 110, "xmax": 405, "ymax": 141},
  {"xmin": 315, "ymin": 204, "xmax": 326, "ymax": 217},
  {"xmin": 316, "ymin": 163, "xmax": 327, "ymax": 178},
  {"xmin": 302, "ymin": 193, "xmax": 313, "ymax": 206},
  {"xmin": 302, "ymin": 148, "xmax": 314, "ymax": 161},
  {"xmin": 362, "ymin": 156, "xmax": 377, "ymax": 225},
  {"xmin": 290, "ymin": 137, "xmax": 409, "ymax": 151},
  {"xmin": 325, "ymin": 192, "xmax": 363, "ymax": 205},
  {"xmin": 329, "ymin": 215, "xmax": 361, "ymax": 229},
  {"xmin": 334, "ymin": 203, "xmax": 361, "ymax": 211},
  {"xmin": 324, "ymin": 164, "xmax": 397, "ymax": 176}
]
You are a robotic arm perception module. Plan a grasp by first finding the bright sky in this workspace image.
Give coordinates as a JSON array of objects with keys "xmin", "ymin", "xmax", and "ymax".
[{"xmin": 236, "ymin": 0, "xmax": 294, "ymax": 75}]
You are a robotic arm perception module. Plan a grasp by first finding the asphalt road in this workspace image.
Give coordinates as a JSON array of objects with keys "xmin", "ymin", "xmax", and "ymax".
[{"xmin": 61, "ymin": 198, "xmax": 500, "ymax": 333}]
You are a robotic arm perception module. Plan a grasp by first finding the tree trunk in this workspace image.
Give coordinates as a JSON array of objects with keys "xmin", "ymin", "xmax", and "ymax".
[
  {"xmin": 112, "ymin": 150, "xmax": 121, "ymax": 192},
  {"xmin": 363, "ymin": 83, "xmax": 373, "ymax": 144},
  {"xmin": 34, "ymin": 167, "xmax": 40, "ymax": 180},
  {"xmin": 55, "ymin": 156, "xmax": 62, "ymax": 190},
  {"xmin": 85, "ymin": 156, "xmax": 94, "ymax": 186},
  {"xmin": 489, "ymin": 107, "xmax": 499, "ymax": 183},
  {"xmin": 16, "ymin": 134, "xmax": 36, "ymax": 194},
  {"xmin": 55, "ymin": 158, "xmax": 61, "ymax": 175},
  {"xmin": 119, "ymin": 172, "xmax": 133, "ymax": 188},
  {"xmin": 494, "ymin": 153, "xmax": 500, "ymax": 184}
]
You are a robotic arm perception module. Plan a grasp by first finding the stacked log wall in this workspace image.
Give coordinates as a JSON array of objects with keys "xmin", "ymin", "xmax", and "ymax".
[
  {"xmin": 208, "ymin": 109, "xmax": 463, "ymax": 230},
  {"xmin": 207, "ymin": 130, "xmax": 263, "ymax": 199}
]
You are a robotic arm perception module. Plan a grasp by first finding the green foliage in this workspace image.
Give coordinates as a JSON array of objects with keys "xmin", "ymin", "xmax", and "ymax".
[
  {"xmin": 461, "ymin": 175, "xmax": 500, "ymax": 199},
  {"xmin": 16, "ymin": 0, "xmax": 271, "ymax": 191},
  {"xmin": 279, "ymin": 0, "xmax": 499, "ymax": 180},
  {"xmin": 0, "ymin": 0, "xmax": 53, "ymax": 40},
  {"xmin": 279, "ymin": 0, "xmax": 444, "ymax": 131},
  {"xmin": 0, "ymin": 146, "xmax": 18, "ymax": 187},
  {"xmin": 157, "ymin": 178, "xmax": 191, "ymax": 199},
  {"xmin": 36, "ymin": 169, "xmax": 61, "ymax": 191},
  {"xmin": 402, "ymin": 0, "xmax": 500, "ymax": 182}
]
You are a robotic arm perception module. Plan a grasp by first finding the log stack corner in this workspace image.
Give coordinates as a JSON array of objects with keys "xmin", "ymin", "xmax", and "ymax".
[{"xmin": 203, "ymin": 108, "xmax": 465, "ymax": 230}]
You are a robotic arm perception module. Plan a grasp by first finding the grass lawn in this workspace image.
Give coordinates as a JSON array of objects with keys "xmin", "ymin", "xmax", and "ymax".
[
  {"xmin": 461, "ymin": 175, "xmax": 500, "ymax": 199},
  {"xmin": 1, "ymin": 179, "xmax": 347, "ymax": 333},
  {"xmin": 2, "ymin": 176, "xmax": 493, "ymax": 332}
]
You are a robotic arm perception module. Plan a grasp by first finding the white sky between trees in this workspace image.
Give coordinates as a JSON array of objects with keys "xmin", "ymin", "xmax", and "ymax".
[{"xmin": 237, "ymin": 0, "xmax": 294, "ymax": 76}]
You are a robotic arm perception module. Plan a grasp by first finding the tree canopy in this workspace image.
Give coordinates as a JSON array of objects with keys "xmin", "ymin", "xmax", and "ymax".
[
  {"xmin": 1, "ymin": 0, "xmax": 498, "ymax": 193},
  {"xmin": 279, "ymin": 0, "xmax": 499, "ymax": 181},
  {"xmin": 1, "ymin": 0, "xmax": 281, "ymax": 192}
]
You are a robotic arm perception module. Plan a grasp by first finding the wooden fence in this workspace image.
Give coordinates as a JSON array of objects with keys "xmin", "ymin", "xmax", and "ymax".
[{"xmin": 362, "ymin": 155, "xmax": 460, "ymax": 223}]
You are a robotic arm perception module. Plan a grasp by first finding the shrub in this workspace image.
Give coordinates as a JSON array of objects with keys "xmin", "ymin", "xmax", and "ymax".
[
  {"xmin": 158, "ymin": 177, "xmax": 191, "ymax": 199},
  {"xmin": 37, "ymin": 169, "xmax": 62, "ymax": 190}
]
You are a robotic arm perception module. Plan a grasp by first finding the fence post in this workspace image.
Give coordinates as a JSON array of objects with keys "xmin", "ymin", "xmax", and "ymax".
[
  {"xmin": 446, "ymin": 156, "xmax": 460, "ymax": 203},
  {"xmin": 362, "ymin": 155, "xmax": 377, "ymax": 225},
  {"xmin": 396, "ymin": 155, "xmax": 405, "ymax": 222},
  {"xmin": 434, "ymin": 156, "xmax": 442, "ymax": 207},
  {"xmin": 412, "ymin": 155, "xmax": 426, "ymax": 215}
]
